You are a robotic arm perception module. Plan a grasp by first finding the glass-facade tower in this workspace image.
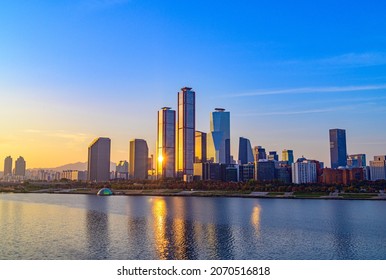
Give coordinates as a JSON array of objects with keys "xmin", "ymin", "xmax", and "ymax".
[
  {"xmin": 207, "ymin": 108, "xmax": 230, "ymax": 164},
  {"xmin": 157, "ymin": 107, "xmax": 176, "ymax": 178},
  {"xmin": 129, "ymin": 139, "xmax": 149, "ymax": 180},
  {"xmin": 282, "ymin": 149, "xmax": 294, "ymax": 164},
  {"xmin": 195, "ymin": 131, "xmax": 207, "ymax": 163},
  {"xmin": 238, "ymin": 137, "xmax": 254, "ymax": 164},
  {"xmin": 87, "ymin": 137, "xmax": 111, "ymax": 182},
  {"xmin": 329, "ymin": 128, "xmax": 347, "ymax": 169},
  {"xmin": 177, "ymin": 87, "xmax": 195, "ymax": 177}
]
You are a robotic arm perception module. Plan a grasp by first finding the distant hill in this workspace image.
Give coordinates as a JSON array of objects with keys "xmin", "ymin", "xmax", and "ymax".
[
  {"xmin": 52, "ymin": 162, "xmax": 87, "ymax": 172},
  {"xmin": 51, "ymin": 162, "xmax": 117, "ymax": 172}
]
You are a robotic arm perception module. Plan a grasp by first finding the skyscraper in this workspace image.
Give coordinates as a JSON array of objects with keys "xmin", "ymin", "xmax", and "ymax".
[
  {"xmin": 238, "ymin": 137, "xmax": 254, "ymax": 164},
  {"xmin": 87, "ymin": 137, "xmax": 111, "ymax": 182},
  {"xmin": 129, "ymin": 139, "xmax": 149, "ymax": 180},
  {"xmin": 282, "ymin": 149, "xmax": 294, "ymax": 164},
  {"xmin": 14, "ymin": 156, "xmax": 26, "ymax": 176},
  {"xmin": 253, "ymin": 146, "xmax": 266, "ymax": 161},
  {"xmin": 207, "ymin": 108, "xmax": 230, "ymax": 164},
  {"xmin": 4, "ymin": 156, "xmax": 12, "ymax": 176},
  {"xmin": 195, "ymin": 131, "xmax": 207, "ymax": 163},
  {"xmin": 329, "ymin": 128, "xmax": 347, "ymax": 169},
  {"xmin": 177, "ymin": 87, "xmax": 195, "ymax": 177},
  {"xmin": 157, "ymin": 107, "xmax": 176, "ymax": 178}
]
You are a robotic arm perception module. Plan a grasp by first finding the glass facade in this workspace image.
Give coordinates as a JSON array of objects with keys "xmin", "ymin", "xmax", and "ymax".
[
  {"xmin": 156, "ymin": 107, "xmax": 176, "ymax": 178},
  {"xmin": 177, "ymin": 87, "xmax": 195, "ymax": 176},
  {"xmin": 282, "ymin": 149, "xmax": 294, "ymax": 164},
  {"xmin": 87, "ymin": 137, "xmax": 111, "ymax": 182},
  {"xmin": 195, "ymin": 131, "xmax": 207, "ymax": 163},
  {"xmin": 238, "ymin": 137, "xmax": 254, "ymax": 164},
  {"xmin": 129, "ymin": 139, "xmax": 149, "ymax": 180},
  {"xmin": 329, "ymin": 128, "xmax": 347, "ymax": 169},
  {"xmin": 207, "ymin": 109, "xmax": 230, "ymax": 164}
]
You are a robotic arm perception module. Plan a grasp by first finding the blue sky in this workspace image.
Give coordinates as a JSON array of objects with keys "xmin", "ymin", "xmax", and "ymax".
[{"xmin": 1, "ymin": 0, "xmax": 386, "ymax": 168}]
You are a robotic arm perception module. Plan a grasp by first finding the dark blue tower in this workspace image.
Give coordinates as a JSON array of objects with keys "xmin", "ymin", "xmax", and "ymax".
[{"xmin": 329, "ymin": 128, "xmax": 347, "ymax": 169}]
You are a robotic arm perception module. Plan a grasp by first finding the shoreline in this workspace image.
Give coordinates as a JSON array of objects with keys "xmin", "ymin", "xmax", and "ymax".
[{"xmin": 1, "ymin": 189, "xmax": 386, "ymax": 201}]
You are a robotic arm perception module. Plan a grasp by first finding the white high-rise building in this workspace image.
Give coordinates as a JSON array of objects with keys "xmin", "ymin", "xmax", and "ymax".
[
  {"xmin": 370, "ymin": 155, "xmax": 386, "ymax": 181},
  {"xmin": 292, "ymin": 159, "xmax": 317, "ymax": 184}
]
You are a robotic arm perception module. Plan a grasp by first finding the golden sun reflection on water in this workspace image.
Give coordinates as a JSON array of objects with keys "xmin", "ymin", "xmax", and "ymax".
[
  {"xmin": 151, "ymin": 198, "xmax": 169, "ymax": 259},
  {"xmin": 251, "ymin": 204, "xmax": 261, "ymax": 236}
]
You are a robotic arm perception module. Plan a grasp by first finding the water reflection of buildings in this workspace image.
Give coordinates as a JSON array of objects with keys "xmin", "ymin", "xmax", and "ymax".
[
  {"xmin": 148, "ymin": 197, "xmax": 262, "ymax": 260},
  {"xmin": 150, "ymin": 197, "xmax": 198, "ymax": 259},
  {"xmin": 251, "ymin": 205, "xmax": 261, "ymax": 236},
  {"xmin": 151, "ymin": 198, "xmax": 170, "ymax": 259},
  {"xmin": 329, "ymin": 202, "xmax": 356, "ymax": 259},
  {"xmin": 86, "ymin": 196, "xmax": 110, "ymax": 259}
]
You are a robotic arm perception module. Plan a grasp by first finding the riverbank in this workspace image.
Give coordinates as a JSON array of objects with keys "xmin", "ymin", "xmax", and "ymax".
[{"xmin": 2, "ymin": 187, "xmax": 386, "ymax": 200}]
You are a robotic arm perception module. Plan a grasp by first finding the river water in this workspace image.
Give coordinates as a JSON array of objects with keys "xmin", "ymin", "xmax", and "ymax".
[{"xmin": 0, "ymin": 193, "xmax": 385, "ymax": 260}]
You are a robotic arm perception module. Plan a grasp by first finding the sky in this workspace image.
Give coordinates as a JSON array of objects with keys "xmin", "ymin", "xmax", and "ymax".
[{"xmin": 1, "ymin": 0, "xmax": 386, "ymax": 169}]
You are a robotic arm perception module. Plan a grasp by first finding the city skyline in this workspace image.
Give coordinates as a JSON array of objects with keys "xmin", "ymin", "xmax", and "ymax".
[{"xmin": 1, "ymin": 1, "xmax": 386, "ymax": 169}]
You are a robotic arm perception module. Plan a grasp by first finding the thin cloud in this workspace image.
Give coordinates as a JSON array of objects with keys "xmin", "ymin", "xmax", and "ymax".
[
  {"xmin": 48, "ymin": 131, "xmax": 90, "ymax": 143},
  {"xmin": 319, "ymin": 52, "xmax": 386, "ymax": 67},
  {"xmin": 24, "ymin": 129, "xmax": 91, "ymax": 143},
  {"xmin": 235, "ymin": 106, "xmax": 355, "ymax": 117},
  {"xmin": 227, "ymin": 84, "xmax": 386, "ymax": 98},
  {"xmin": 277, "ymin": 52, "xmax": 386, "ymax": 68}
]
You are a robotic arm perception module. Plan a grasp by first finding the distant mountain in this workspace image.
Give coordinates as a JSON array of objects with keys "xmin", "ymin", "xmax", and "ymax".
[
  {"xmin": 51, "ymin": 162, "xmax": 117, "ymax": 172},
  {"xmin": 52, "ymin": 162, "xmax": 87, "ymax": 172}
]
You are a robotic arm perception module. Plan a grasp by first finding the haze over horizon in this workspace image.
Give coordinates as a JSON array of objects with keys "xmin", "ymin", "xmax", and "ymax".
[{"xmin": 1, "ymin": 0, "xmax": 386, "ymax": 170}]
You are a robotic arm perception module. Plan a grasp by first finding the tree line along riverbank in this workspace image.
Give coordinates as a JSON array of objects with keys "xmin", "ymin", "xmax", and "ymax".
[{"xmin": 1, "ymin": 179, "xmax": 385, "ymax": 200}]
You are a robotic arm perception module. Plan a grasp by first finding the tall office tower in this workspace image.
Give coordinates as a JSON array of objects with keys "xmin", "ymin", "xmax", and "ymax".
[
  {"xmin": 369, "ymin": 155, "xmax": 386, "ymax": 181},
  {"xmin": 282, "ymin": 149, "xmax": 294, "ymax": 164},
  {"xmin": 292, "ymin": 159, "xmax": 317, "ymax": 184},
  {"xmin": 177, "ymin": 87, "xmax": 195, "ymax": 177},
  {"xmin": 329, "ymin": 128, "xmax": 347, "ymax": 169},
  {"xmin": 238, "ymin": 137, "xmax": 254, "ymax": 164},
  {"xmin": 253, "ymin": 146, "xmax": 266, "ymax": 161},
  {"xmin": 14, "ymin": 156, "xmax": 26, "ymax": 176},
  {"xmin": 268, "ymin": 151, "xmax": 279, "ymax": 161},
  {"xmin": 195, "ymin": 131, "xmax": 207, "ymax": 163},
  {"xmin": 347, "ymin": 154, "xmax": 366, "ymax": 168},
  {"xmin": 87, "ymin": 137, "xmax": 111, "ymax": 182},
  {"xmin": 129, "ymin": 139, "xmax": 149, "ymax": 180},
  {"xmin": 4, "ymin": 156, "xmax": 12, "ymax": 176},
  {"xmin": 207, "ymin": 108, "xmax": 230, "ymax": 164},
  {"xmin": 157, "ymin": 107, "xmax": 176, "ymax": 178}
]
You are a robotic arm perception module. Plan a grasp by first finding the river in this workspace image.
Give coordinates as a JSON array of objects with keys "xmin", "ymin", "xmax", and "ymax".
[{"xmin": 0, "ymin": 193, "xmax": 385, "ymax": 259}]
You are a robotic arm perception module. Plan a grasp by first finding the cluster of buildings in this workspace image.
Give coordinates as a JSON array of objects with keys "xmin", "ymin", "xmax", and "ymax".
[
  {"xmin": 85, "ymin": 87, "xmax": 386, "ymax": 185},
  {"xmin": 1, "ymin": 156, "xmax": 27, "ymax": 182},
  {"xmin": 2, "ymin": 86, "xmax": 386, "ymax": 185}
]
